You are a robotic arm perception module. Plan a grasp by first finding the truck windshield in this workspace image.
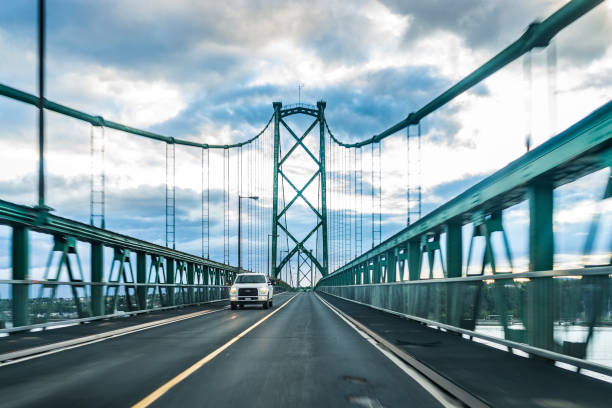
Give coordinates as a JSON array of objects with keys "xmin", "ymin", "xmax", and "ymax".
[{"xmin": 235, "ymin": 275, "xmax": 266, "ymax": 284}]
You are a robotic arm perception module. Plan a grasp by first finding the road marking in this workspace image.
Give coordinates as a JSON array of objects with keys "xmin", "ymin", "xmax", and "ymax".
[
  {"xmin": 0, "ymin": 307, "xmax": 229, "ymax": 367},
  {"xmin": 315, "ymin": 293, "xmax": 466, "ymax": 408},
  {"xmin": 0, "ymin": 292, "xmax": 292, "ymax": 367},
  {"xmin": 132, "ymin": 293, "xmax": 300, "ymax": 408}
]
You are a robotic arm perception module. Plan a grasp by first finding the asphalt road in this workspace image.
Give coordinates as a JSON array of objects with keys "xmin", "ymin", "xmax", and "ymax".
[{"xmin": 0, "ymin": 292, "xmax": 444, "ymax": 407}]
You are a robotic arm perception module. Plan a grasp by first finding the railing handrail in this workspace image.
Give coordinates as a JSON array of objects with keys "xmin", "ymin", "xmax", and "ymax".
[
  {"xmin": 319, "ymin": 265, "xmax": 612, "ymax": 287},
  {"xmin": 320, "ymin": 100, "xmax": 612, "ymax": 283},
  {"xmin": 0, "ymin": 198, "xmax": 236, "ymax": 270}
]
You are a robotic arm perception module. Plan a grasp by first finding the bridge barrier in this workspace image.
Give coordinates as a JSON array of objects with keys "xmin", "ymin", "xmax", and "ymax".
[
  {"xmin": 318, "ymin": 266, "xmax": 612, "ymax": 378},
  {"xmin": 0, "ymin": 281, "xmax": 229, "ymax": 334},
  {"xmin": 0, "ymin": 199, "xmax": 245, "ymax": 333}
]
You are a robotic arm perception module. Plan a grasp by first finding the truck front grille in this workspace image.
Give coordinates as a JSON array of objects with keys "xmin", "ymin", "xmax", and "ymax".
[{"xmin": 238, "ymin": 288, "xmax": 258, "ymax": 296}]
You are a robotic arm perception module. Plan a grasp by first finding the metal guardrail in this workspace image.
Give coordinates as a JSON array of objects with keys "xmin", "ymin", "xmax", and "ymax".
[
  {"xmin": 0, "ymin": 198, "xmax": 246, "ymax": 329},
  {"xmin": 0, "ymin": 197, "xmax": 294, "ymax": 330},
  {"xmin": 318, "ymin": 267, "xmax": 612, "ymax": 377},
  {"xmin": 319, "ymin": 100, "xmax": 612, "ymax": 285},
  {"xmin": 0, "ymin": 282, "xmax": 289, "ymax": 334}
]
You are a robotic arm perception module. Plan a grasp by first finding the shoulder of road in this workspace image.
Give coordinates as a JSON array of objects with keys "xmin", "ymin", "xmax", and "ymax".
[{"xmin": 317, "ymin": 291, "xmax": 612, "ymax": 408}]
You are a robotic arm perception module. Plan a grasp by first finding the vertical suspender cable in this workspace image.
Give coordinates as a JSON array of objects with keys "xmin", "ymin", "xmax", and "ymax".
[
  {"xmin": 343, "ymin": 146, "xmax": 347, "ymax": 264},
  {"xmin": 223, "ymin": 149, "xmax": 229, "ymax": 264},
  {"xmin": 207, "ymin": 149, "xmax": 210, "ymax": 258},
  {"xmin": 378, "ymin": 141, "xmax": 382, "ymax": 245},
  {"xmin": 359, "ymin": 147, "xmax": 363, "ymax": 256},
  {"xmin": 523, "ymin": 51, "xmax": 533, "ymax": 152},
  {"xmin": 201, "ymin": 149, "xmax": 205, "ymax": 257},
  {"xmin": 37, "ymin": 0, "xmax": 46, "ymax": 208},
  {"xmin": 418, "ymin": 123, "xmax": 422, "ymax": 219},
  {"xmin": 353, "ymin": 147, "xmax": 357, "ymax": 259},
  {"xmin": 547, "ymin": 41, "xmax": 557, "ymax": 138},
  {"xmin": 371, "ymin": 143, "xmax": 375, "ymax": 249},
  {"xmin": 406, "ymin": 125, "xmax": 410, "ymax": 226},
  {"xmin": 350, "ymin": 148, "xmax": 353, "ymax": 260}
]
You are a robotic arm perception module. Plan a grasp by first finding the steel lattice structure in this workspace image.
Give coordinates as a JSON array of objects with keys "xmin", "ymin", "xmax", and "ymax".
[{"xmin": 271, "ymin": 102, "xmax": 329, "ymax": 280}]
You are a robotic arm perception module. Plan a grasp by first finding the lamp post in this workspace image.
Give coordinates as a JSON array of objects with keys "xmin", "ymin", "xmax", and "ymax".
[
  {"xmin": 238, "ymin": 195, "xmax": 258, "ymax": 272},
  {"xmin": 267, "ymin": 234, "xmax": 279, "ymax": 277},
  {"xmin": 280, "ymin": 249, "xmax": 290, "ymax": 285}
]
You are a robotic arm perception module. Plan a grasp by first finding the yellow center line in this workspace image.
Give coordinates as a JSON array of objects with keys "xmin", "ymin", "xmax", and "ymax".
[{"xmin": 132, "ymin": 293, "xmax": 300, "ymax": 408}]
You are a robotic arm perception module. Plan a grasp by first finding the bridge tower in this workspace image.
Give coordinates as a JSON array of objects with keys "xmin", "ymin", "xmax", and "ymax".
[{"xmin": 271, "ymin": 101, "xmax": 329, "ymax": 281}]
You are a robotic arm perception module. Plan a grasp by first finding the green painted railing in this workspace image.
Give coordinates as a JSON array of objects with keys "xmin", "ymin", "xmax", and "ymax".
[{"xmin": 319, "ymin": 267, "xmax": 612, "ymax": 377}]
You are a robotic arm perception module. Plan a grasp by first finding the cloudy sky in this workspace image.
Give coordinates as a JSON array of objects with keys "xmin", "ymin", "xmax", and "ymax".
[{"xmin": 0, "ymin": 0, "xmax": 611, "ymax": 284}]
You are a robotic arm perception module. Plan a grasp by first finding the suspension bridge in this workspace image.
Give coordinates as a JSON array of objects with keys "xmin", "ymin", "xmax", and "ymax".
[{"xmin": 0, "ymin": 0, "xmax": 611, "ymax": 407}]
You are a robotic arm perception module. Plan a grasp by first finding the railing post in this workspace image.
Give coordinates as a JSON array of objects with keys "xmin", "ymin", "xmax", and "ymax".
[
  {"xmin": 408, "ymin": 239, "xmax": 421, "ymax": 280},
  {"xmin": 446, "ymin": 221, "xmax": 463, "ymax": 278},
  {"xmin": 137, "ymin": 252, "xmax": 147, "ymax": 310},
  {"xmin": 364, "ymin": 261, "xmax": 371, "ymax": 284},
  {"xmin": 387, "ymin": 249, "xmax": 397, "ymax": 283},
  {"xmin": 527, "ymin": 178, "xmax": 555, "ymax": 350},
  {"xmin": 187, "ymin": 262, "xmax": 195, "ymax": 303},
  {"xmin": 11, "ymin": 226, "xmax": 29, "ymax": 327},
  {"xmin": 91, "ymin": 242, "xmax": 104, "ymax": 316},
  {"xmin": 166, "ymin": 257, "xmax": 175, "ymax": 306},
  {"xmin": 373, "ymin": 256, "xmax": 382, "ymax": 283},
  {"xmin": 529, "ymin": 179, "xmax": 554, "ymax": 271}
]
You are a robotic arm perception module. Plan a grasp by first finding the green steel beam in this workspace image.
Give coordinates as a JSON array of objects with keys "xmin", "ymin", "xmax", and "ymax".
[
  {"xmin": 0, "ymin": 199, "xmax": 236, "ymax": 273},
  {"xmin": 320, "ymin": 100, "xmax": 612, "ymax": 283},
  {"xmin": 271, "ymin": 102, "xmax": 282, "ymax": 279},
  {"xmin": 271, "ymin": 101, "xmax": 329, "ymax": 280},
  {"xmin": 90, "ymin": 242, "xmax": 104, "ymax": 316},
  {"xmin": 326, "ymin": 0, "xmax": 604, "ymax": 148},
  {"xmin": 187, "ymin": 262, "xmax": 195, "ymax": 304},
  {"xmin": 446, "ymin": 221, "xmax": 463, "ymax": 278},
  {"xmin": 278, "ymin": 170, "xmax": 322, "ymax": 219},
  {"xmin": 408, "ymin": 240, "xmax": 421, "ymax": 281},
  {"xmin": 11, "ymin": 226, "xmax": 29, "ymax": 327},
  {"xmin": 166, "ymin": 258, "xmax": 175, "ymax": 306},
  {"xmin": 387, "ymin": 250, "xmax": 397, "ymax": 282},
  {"xmin": 137, "ymin": 251, "xmax": 147, "ymax": 310},
  {"xmin": 529, "ymin": 179, "xmax": 554, "ymax": 271},
  {"xmin": 318, "ymin": 101, "xmax": 329, "ymax": 277},
  {"xmin": 279, "ymin": 118, "xmax": 319, "ymax": 166},
  {"xmin": 277, "ymin": 170, "xmax": 320, "ymax": 219}
]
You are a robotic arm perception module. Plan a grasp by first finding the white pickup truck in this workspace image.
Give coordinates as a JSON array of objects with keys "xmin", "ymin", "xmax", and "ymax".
[{"xmin": 230, "ymin": 273, "xmax": 274, "ymax": 310}]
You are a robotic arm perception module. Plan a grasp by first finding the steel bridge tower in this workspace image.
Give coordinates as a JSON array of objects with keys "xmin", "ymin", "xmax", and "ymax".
[{"xmin": 271, "ymin": 101, "xmax": 329, "ymax": 281}]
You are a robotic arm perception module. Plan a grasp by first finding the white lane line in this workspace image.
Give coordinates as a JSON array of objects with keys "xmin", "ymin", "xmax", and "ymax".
[
  {"xmin": 315, "ymin": 293, "xmax": 463, "ymax": 408},
  {"xmin": 0, "ymin": 292, "xmax": 294, "ymax": 367},
  {"xmin": 0, "ymin": 308, "xmax": 228, "ymax": 367},
  {"xmin": 1, "ymin": 292, "xmax": 293, "ymax": 366}
]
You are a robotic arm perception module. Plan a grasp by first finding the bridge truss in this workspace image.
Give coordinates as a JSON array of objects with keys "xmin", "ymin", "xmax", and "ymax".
[{"xmin": 271, "ymin": 102, "xmax": 329, "ymax": 280}]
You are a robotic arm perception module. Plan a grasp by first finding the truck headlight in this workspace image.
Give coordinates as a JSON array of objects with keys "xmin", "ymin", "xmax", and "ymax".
[
  {"xmin": 230, "ymin": 287, "xmax": 236, "ymax": 294},
  {"xmin": 259, "ymin": 287, "xmax": 268, "ymax": 294}
]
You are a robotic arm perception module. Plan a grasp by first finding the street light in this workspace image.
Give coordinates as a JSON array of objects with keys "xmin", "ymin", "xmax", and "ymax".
[
  {"xmin": 267, "ymin": 234, "xmax": 279, "ymax": 277},
  {"xmin": 238, "ymin": 195, "xmax": 258, "ymax": 272},
  {"xmin": 280, "ymin": 249, "xmax": 291, "ymax": 286}
]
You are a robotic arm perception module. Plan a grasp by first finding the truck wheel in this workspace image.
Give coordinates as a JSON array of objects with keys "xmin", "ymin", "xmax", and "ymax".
[
  {"xmin": 262, "ymin": 300, "xmax": 269, "ymax": 309},
  {"xmin": 268, "ymin": 300, "xmax": 273, "ymax": 308},
  {"xmin": 230, "ymin": 302, "xmax": 237, "ymax": 310}
]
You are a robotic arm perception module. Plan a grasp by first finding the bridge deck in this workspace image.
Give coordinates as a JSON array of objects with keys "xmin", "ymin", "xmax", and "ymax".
[
  {"xmin": 0, "ymin": 293, "xmax": 444, "ymax": 407},
  {"xmin": 319, "ymin": 292, "xmax": 612, "ymax": 408},
  {"xmin": 1, "ymin": 292, "xmax": 610, "ymax": 407}
]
